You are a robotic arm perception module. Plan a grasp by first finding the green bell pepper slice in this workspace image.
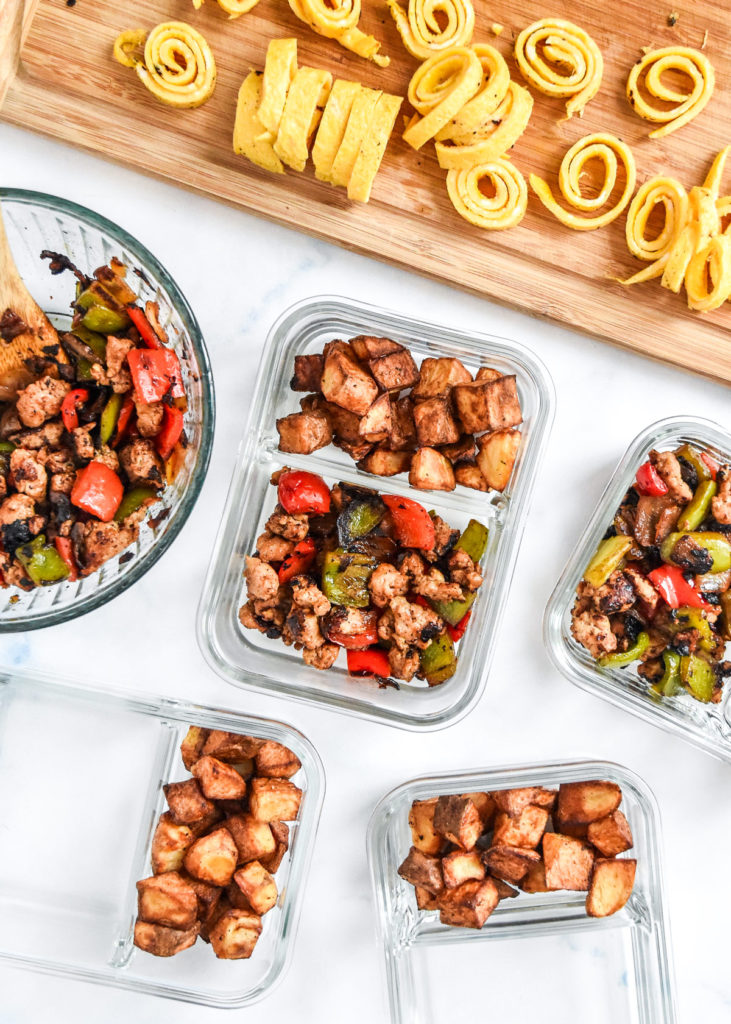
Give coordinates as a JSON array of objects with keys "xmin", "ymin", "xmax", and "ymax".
[
  {"xmin": 336, "ymin": 499, "xmax": 384, "ymax": 548},
  {"xmin": 100, "ymin": 392, "xmax": 124, "ymax": 446},
  {"xmin": 429, "ymin": 591, "xmax": 476, "ymax": 627},
  {"xmin": 598, "ymin": 631, "xmax": 650, "ymax": 668},
  {"xmin": 584, "ymin": 535, "xmax": 633, "ymax": 588},
  {"xmin": 322, "ymin": 548, "xmax": 375, "ymax": 608},
  {"xmin": 652, "ymin": 650, "xmax": 682, "ymax": 697},
  {"xmin": 660, "ymin": 532, "xmax": 731, "ymax": 573},
  {"xmin": 455, "ymin": 519, "xmax": 488, "ymax": 563},
  {"xmin": 114, "ymin": 486, "xmax": 159, "ymax": 523},
  {"xmin": 675, "ymin": 444, "xmax": 712, "ymax": 482},
  {"xmin": 677, "ymin": 480, "xmax": 717, "ymax": 532},
  {"xmin": 680, "ymin": 653, "xmax": 716, "ymax": 702},
  {"xmin": 81, "ymin": 305, "xmax": 129, "ymax": 334},
  {"xmin": 672, "ymin": 607, "xmax": 716, "ymax": 654},
  {"xmin": 420, "ymin": 633, "xmax": 457, "ymax": 685},
  {"xmin": 15, "ymin": 535, "xmax": 70, "ymax": 586},
  {"xmin": 0, "ymin": 441, "xmax": 16, "ymax": 453},
  {"xmin": 72, "ymin": 325, "xmax": 108, "ymax": 360}
]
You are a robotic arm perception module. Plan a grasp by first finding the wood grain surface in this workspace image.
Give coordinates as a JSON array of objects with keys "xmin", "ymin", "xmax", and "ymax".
[{"xmin": 2, "ymin": 0, "xmax": 731, "ymax": 382}]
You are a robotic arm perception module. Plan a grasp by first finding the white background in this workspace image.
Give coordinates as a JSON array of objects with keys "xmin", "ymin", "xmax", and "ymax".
[{"xmin": 1, "ymin": 122, "xmax": 730, "ymax": 1022}]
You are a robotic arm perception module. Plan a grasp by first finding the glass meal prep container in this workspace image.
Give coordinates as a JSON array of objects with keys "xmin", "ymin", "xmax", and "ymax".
[
  {"xmin": 367, "ymin": 759, "xmax": 676, "ymax": 1024},
  {"xmin": 0, "ymin": 670, "xmax": 324, "ymax": 1008},
  {"xmin": 198, "ymin": 295, "xmax": 554, "ymax": 730},
  {"xmin": 544, "ymin": 416, "xmax": 731, "ymax": 764}
]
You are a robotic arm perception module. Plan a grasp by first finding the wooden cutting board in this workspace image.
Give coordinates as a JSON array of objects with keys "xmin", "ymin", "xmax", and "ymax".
[{"xmin": 2, "ymin": 0, "xmax": 731, "ymax": 382}]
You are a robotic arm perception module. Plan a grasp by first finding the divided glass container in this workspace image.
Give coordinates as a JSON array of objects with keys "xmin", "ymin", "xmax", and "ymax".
[
  {"xmin": 198, "ymin": 295, "xmax": 554, "ymax": 730},
  {"xmin": 0, "ymin": 670, "xmax": 324, "ymax": 1007},
  {"xmin": 367, "ymin": 759, "xmax": 676, "ymax": 1024},
  {"xmin": 544, "ymin": 416, "xmax": 731, "ymax": 764}
]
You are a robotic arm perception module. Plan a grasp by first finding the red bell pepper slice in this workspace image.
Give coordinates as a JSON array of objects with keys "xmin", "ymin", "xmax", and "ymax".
[
  {"xmin": 278, "ymin": 470, "xmax": 331, "ymax": 515},
  {"xmin": 347, "ymin": 648, "xmax": 391, "ymax": 677},
  {"xmin": 278, "ymin": 537, "xmax": 316, "ymax": 584},
  {"xmin": 60, "ymin": 388, "xmax": 89, "ymax": 433},
  {"xmin": 155, "ymin": 405, "xmax": 185, "ymax": 461},
  {"xmin": 128, "ymin": 348, "xmax": 175, "ymax": 404},
  {"xmin": 382, "ymin": 494, "xmax": 435, "ymax": 550},
  {"xmin": 648, "ymin": 564, "xmax": 712, "ymax": 611},
  {"xmin": 127, "ymin": 305, "xmax": 162, "ymax": 349},
  {"xmin": 447, "ymin": 610, "xmax": 471, "ymax": 642},
  {"xmin": 70, "ymin": 461, "xmax": 124, "ymax": 522},
  {"xmin": 700, "ymin": 452, "xmax": 720, "ymax": 480},
  {"xmin": 112, "ymin": 394, "xmax": 136, "ymax": 448},
  {"xmin": 161, "ymin": 348, "xmax": 185, "ymax": 399},
  {"xmin": 635, "ymin": 461, "xmax": 668, "ymax": 497},
  {"xmin": 54, "ymin": 536, "xmax": 79, "ymax": 582}
]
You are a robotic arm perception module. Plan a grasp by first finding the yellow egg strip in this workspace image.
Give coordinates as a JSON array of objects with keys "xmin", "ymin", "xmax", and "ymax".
[
  {"xmin": 113, "ymin": 30, "xmax": 146, "ymax": 69},
  {"xmin": 312, "ymin": 80, "xmax": 362, "ymax": 182},
  {"xmin": 530, "ymin": 134, "xmax": 636, "ymax": 231},
  {"xmin": 627, "ymin": 46, "xmax": 714, "ymax": 138},
  {"xmin": 661, "ymin": 185, "xmax": 719, "ymax": 292},
  {"xmin": 685, "ymin": 236, "xmax": 731, "ymax": 311},
  {"xmin": 446, "ymin": 158, "xmax": 527, "ymax": 230},
  {"xmin": 114, "ymin": 22, "xmax": 217, "ymax": 109},
  {"xmin": 436, "ymin": 43, "xmax": 510, "ymax": 141},
  {"xmin": 233, "ymin": 72, "xmax": 285, "ymax": 174},
  {"xmin": 403, "ymin": 47, "xmax": 482, "ymax": 150},
  {"xmin": 620, "ymin": 177, "xmax": 688, "ymax": 285},
  {"xmin": 386, "ymin": 0, "xmax": 474, "ymax": 61},
  {"xmin": 514, "ymin": 18, "xmax": 603, "ymax": 118},
  {"xmin": 435, "ymin": 82, "xmax": 533, "ymax": 170},
  {"xmin": 192, "ymin": 0, "xmax": 261, "ymax": 17},
  {"xmin": 288, "ymin": 0, "xmax": 389, "ymax": 66},
  {"xmin": 257, "ymin": 38, "xmax": 299, "ymax": 142},
  {"xmin": 348, "ymin": 93, "xmax": 404, "ymax": 202},
  {"xmin": 273, "ymin": 67, "xmax": 333, "ymax": 172},
  {"xmin": 330, "ymin": 87, "xmax": 382, "ymax": 186}
]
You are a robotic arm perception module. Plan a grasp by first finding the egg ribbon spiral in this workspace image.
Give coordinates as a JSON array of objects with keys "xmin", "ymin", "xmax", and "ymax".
[
  {"xmin": 402, "ymin": 46, "xmax": 482, "ymax": 150},
  {"xmin": 621, "ymin": 177, "xmax": 688, "ymax": 285},
  {"xmin": 514, "ymin": 18, "xmax": 603, "ymax": 118},
  {"xmin": 436, "ymin": 43, "xmax": 510, "ymax": 141},
  {"xmin": 114, "ymin": 22, "xmax": 217, "ymax": 108},
  {"xmin": 627, "ymin": 47, "xmax": 714, "ymax": 138},
  {"xmin": 386, "ymin": 0, "xmax": 475, "ymax": 61},
  {"xmin": 684, "ymin": 235, "xmax": 731, "ymax": 311},
  {"xmin": 192, "ymin": 0, "xmax": 261, "ymax": 17},
  {"xmin": 434, "ymin": 82, "xmax": 533, "ymax": 171},
  {"xmin": 288, "ymin": 0, "xmax": 389, "ymax": 65},
  {"xmin": 446, "ymin": 158, "xmax": 528, "ymax": 230}
]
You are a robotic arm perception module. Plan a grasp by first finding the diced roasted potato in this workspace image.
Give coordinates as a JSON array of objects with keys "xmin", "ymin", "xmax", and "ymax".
[
  {"xmin": 249, "ymin": 777, "xmax": 302, "ymax": 822},
  {"xmin": 358, "ymin": 447, "xmax": 411, "ymax": 476},
  {"xmin": 368, "ymin": 350, "xmax": 419, "ymax": 392},
  {"xmin": 433, "ymin": 795, "xmax": 482, "ymax": 851},
  {"xmin": 493, "ymin": 878, "xmax": 520, "ymax": 900},
  {"xmin": 209, "ymin": 908, "xmax": 263, "ymax": 960},
  {"xmin": 192, "ymin": 756, "xmax": 248, "ymax": 802},
  {"xmin": 408, "ymin": 798, "xmax": 445, "ymax": 856},
  {"xmin": 336, "ymin": 439, "xmax": 374, "ymax": 461},
  {"xmin": 413, "ymin": 397, "xmax": 461, "ymax": 447},
  {"xmin": 314, "ymin": 399, "xmax": 361, "ymax": 442},
  {"xmin": 492, "ymin": 787, "xmax": 557, "ymax": 817},
  {"xmin": 437, "ymin": 878, "xmax": 499, "ymax": 929},
  {"xmin": 543, "ymin": 832, "xmax": 594, "ymax": 891},
  {"xmin": 483, "ymin": 844, "xmax": 540, "ymax": 883},
  {"xmin": 389, "ymin": 396, "xmax": 417, "ymax": 451},
  {"xmin": 492, "ymin": 806, "xmax": 549, "ymax": 850},
  {"xmin": 349, "ymin": 335, "xmax": 404, "ymax": 361},
  {"xmin": 556, "ymin": 820, "xmax": 589, "ymax": 839},
  {"xmin": 518, "ymin": 859, "xmax": 550, "ymax": 894},
  {"xmin": 260, "ymin": 821, "xmax": 290, "ymax": 873},
  {"xmin": 452, "ymin": 381, "xmax": 493, "ymax": 434},
  {"xmin": 397, "ymin": 846, "xmax": 444, "ymax": 894},
  {"xmin": 199, "ymin": 895, "xmax": 232, "ymax": 944},
  {"xmin": 439, "ymin": 435, "xmax": 476, "ymax": 464},
  {"xmin": 164, "ymin": 779, "xmax": 216, "ymax": 826},
  {"xmin": 415, "ymin": 885, "xmax": 440, "ymax": 910},
  {"xmin": 321, "ymin": 347, "xmax": 379, "ymax": 416},
  {"xmin": 453, "ymin": 375, "xmax": 522, "ymax": 433},
  {"xmin": 229, "ymin": 757, "xmax": 255, "ymax": 781},
  {"xmin": 462, "ymin": 791, "xmax": 496, "ymax": 829},
  {"xmin": 180, "ymin": 726, "xmax": 209, "ymax": 770},
  {"xmin": 226, "ymin": 880, "xmax": 253, "ymax": 911},
  {"xmin": 476, "ymin": 429, "xmax": 520, "ymax": 492},
  {"xmin": 233, "ymin": 860, "xmax": 278, "ymax": 915},
  {"xmin": 134, "ymin": 919, "xmax": 200, "ymax": 957},
  {"xmin": 185, "ymin": 876, "xmax": 222, "ymax": 923},
  {"xmin": 557, "ymin": 781, "xmax": 622, "ymax": 826},
  {"xmin": 137, "ymin": 872, "xmax": 198, "ymax": 929},
  {"xmin": 189, "ymin": 806, "xmax": 224, "ymax": 837},
  {"xmin": 454, "ymin": 462, "xmax": 488, "ymax": 491},
  {"xmin": 276, "ymin": 411, "xmax": 332, "ymax": 454},
  {"xmin": 409, "ymin": 447, "xmax": 456, "ymax": 491},
  {"xmin": 255, "ymin": 740, "xmax": 301, "ymax": 779},
  {"xmin": 359, "ymin": 392, "xmax": 392, "ymax": 442},
  {"xmin": 412, "ymin": 357, "xmax": 472, "ymax": 399},
  {"xmin": 475, "ymin": 366, "xmax": 502, "ymax": 382},
  {"xmin": 442, "ymin": 850, "xmax": 486, "ymax": 889},
  {"xmin": 202, "ymin": 731, "xmax": 263, "ymax": 762},
  {"xmin": 184, "ymin": 827, "xmax": 239, "ymax": 887},
  {"xmin": 151, "ymin": 813, "xmax": 195, "ymax": 874},
  {"xmin": 290, "ymin": 354, "xmax": 324, "ymax": 392},
  {"xmin": 586, "ymin": 858, "xmax": 636, "ymax": 918},
  {"xmin": 587, "ymin": 810, "xmax": 633, "ymax": 857},
  {"xmin": 225, "ymin": 813, "xmax": 276, "ymax": 864}
]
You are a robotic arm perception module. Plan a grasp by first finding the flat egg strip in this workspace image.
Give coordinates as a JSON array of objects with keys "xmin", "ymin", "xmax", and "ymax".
[
  {"xmin": 627, "ymin": 47, "xmax": 714, "ymax": 138},
  {"xmin": 515, "ymin": 18, "xmax": 603, "ymax": 118},
  {"xmin": 288, "ymin": 0, "xmax": 389, "ymax": 66},
  {"xmin": 402, "ymin": 47, "xmax": 482, "ymax": 150},
  {"xmin": 446, "ymin": 158, "xmax": 528, "ymax": 229},
  {"xmin": 233, "ymin": 72, "xmax": 285, "ymax": 173},
  {"xmin": 386, "ymin": 0, "xmax": 474, "ymax": 61},
  {"xmin": 113, "ymin": 22, "xmax": 217, "ymax": 109}
]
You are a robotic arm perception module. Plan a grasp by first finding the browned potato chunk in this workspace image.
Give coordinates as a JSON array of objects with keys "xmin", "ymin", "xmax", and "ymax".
[
  {"xmin": 185, "ymin": 876, "xmax": 222, "ymax": 923},
  {"xmin": 184, "ymin": 827, "xmax": 239, "ymax": 887},
  {"xmin": 225, "ymin": 813, "xmax": 276, "ymax": 864},
  {"xmin": 192, "ymin": 756, "xmax": 248, "ymax": 801},
  {"xmin": 451, "ymin": 381, "xmax": 493, "ymax": 434},
  {"xmin": 369, "ymin": 350, "xmax": 419, "ymax": 392},
  {"xmin": 134, "ymin": 919, "xmax": 200, "ymax": 957},
  {"xmin": 389, "ymin": 396, "xmax": 417, "ymax": 450},
  {"xmin": 462, "ymin": 791, "xmax": 496, "ymax": 829},
  {"xmin": 437, "ymin": 878, "xmax": 499, "ymax": 929},
  {"xmin": 415, "ymin": 886, "xmax": 440, "ymax": 910},
  {"xmin": 413, "ymin": 397, "xmax": 461, "ymax": 447},
  {"xmin": 189, "ymin": 806, "xmax": 224, "ymax": 837},
  {"xmin": 321, "ymin": 347, "xmax": 379, "ymax": 415},
  {"xmin": 439, "ymin": 436, "xmax": 476, "ymax": 464},
  {"xmin": 476, "ymin": 429, "xmax": 520, "ymax": 492},
  {"xmin": 255, "ymin": 740, "xmax": 301, "ymax": 779},
  {"xmin": 586, "ymin": 858, "xmax": 636, "ymax": 917},
  {"xmin": 137, "ymin": 872, "xmax": 198, "ymax": 929},
  {"xmin": 483, "ymin": 845, "xmax": 540, "ymax": 883},
  {"xmin": 412, "ymin": 357, "xmax": 472, "ymax": 399},
  {"xmin": 454, "ymin": 375, "xmax": 522, "ymax": 433},
  {"xmin": 336, "ymin": 439, "xmax": 374, "ymax": 461},
  {"xmin": 277, "ymin": 412, "xmax": 332, "ymax": 454},
  {"xmin": 233, "ymin": 861, "xmax": 278, "ymax": 915},
  {"xmin": 492, "ymin": 787, "xmax": 557, "ymax": 817},
  {"xmin": 408, "ymin": 798, "xmax": 444, "ymax": 856},
  {"xmin": 180, "ymin": 726, "xmax": 209, "ymax": 770},
  {"xmin": 518, "ymin": 859, "xmax": 550, "ymax": 893},
  {"xmin": 209, "ymin": 908, "xmax": 263, "ymax": 960},
  {"xmin": 228, "ymin": 757, "xmax": 255, "ymax": 780},
  {"xmin": 226, "ymin": 881, "xmax": 253, "ymax": 911},
  {"xmin": 442, "ymin": 850, "xmax": 485, "ymax": 889},
  {"xmin": 349, "ymin": 335, "xmax": 403, "ymax": 361},
  {"xmin": 433, "ymin": 795, "xmax": 482, "ymax": 850},
  {"xmin": 587, "ymin": 810, "xmax": 633, "ymax": 857},
  {"xmin": 151, "ymin": 813, "xmax": 194, "ymax": 874},
  {"xmin": 164, "ymin": 779, "xmax": 216, "ymax": 826},
  {"xmin": 249, "ymin": 777, "xmax": 302, "ymax": 822},
  {"xmin": 493, "ymin": 878, "xmax": 519, "ymax": 900},
  {"xmin": 397, "ymin": 846, "xmax": 444, "ymax": 894},
  {"xmin": 260, "ymin": 821, "xmax": 290, "ymax": 873},
  {"xmin": 359, "ymin": 393, "xmax": 392, "ymax": 442},
  {"xmin": 312, "ymin": 399, "xmax": 360, "ymax": 442},
  {"xmin": 202, "ymin": 731, "xmax": 263, "ymax": 762},
  {"xmin": 359, "ymin": 448, "xmax": 412, "ymax": 476},
  {"xmin": 492, "ymin": 806, "xmax": 549, "ymax": 850},
  {"xmin": 290, "ymin": 354, "xmax": 324, "ymax": 392},
  {"xmin": 454, "ymin": 463, "xmax": 488, "ymax": 491},
  {"xmin": 409, "ymin": 447, "xmax": 456, "ymax": 491},
  {"xmin": 543, "ymin": 833, "xmax": 594, "ymax": 891},
  {"xmin": 475, "ymin": 367, "xmax": 502, "ymax": 382},
  {"xmin": 557, "ymin": 781, "xmax": 622, "ymax": 826}
]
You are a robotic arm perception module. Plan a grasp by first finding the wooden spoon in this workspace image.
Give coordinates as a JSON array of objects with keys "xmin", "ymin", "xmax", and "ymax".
[{"xmin": 0, "ymin": 200, "xmax": 59, "ymax": 377}]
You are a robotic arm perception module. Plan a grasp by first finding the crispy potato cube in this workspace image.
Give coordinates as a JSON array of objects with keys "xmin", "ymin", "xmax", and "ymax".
[
  {"xmin": 397, "ymin": 846, "xmax": 444, "ymax": 894},
  {"xmin": 226, "ymin": 881, "xmax": 253, "ymax": 911},
  {"xmin": 440, "ymin": 436, "xmax": 476, "ymax": 464},
  {"xmin": 349, "ymin": 335, "xmax": 403, "ymax": 361},
  {"xmin": 587, "ymin": 810, "xmax": 633, "ymax": 857},
  {"xmin": 164, "ymin": 779, "xmax": 216, "ymax": 826},
  {"xmin": 557, "ymin": 781, "xmax": 622, "ymax": 826},
  {"xmin": 151, "ymin": 813, "xmax": 195, "ymax": 874},
  {"xmin": 452, "ymin": 381, "xmax": 493, "ymax": 434},
  {"xmin": 277, "ymin": 411, "xmax": 332, "ymax": 454},
  {"xmin": 199, "ymin": 895, "xmax": 231, "ymax": 943},
  {"xmin": 454, "ymin": 463, "xmax": 488, "ymax": 491},
  {"xmin": 203, "ymin": 731, "xmax": 263, "ymax": 761},
  {"xmin": 189, "ymin": 806, "xmax": 224, "ymax": 837},
  {"xmin": 137, "ymin": 872, "xmax": 198, "ymax": 929},
  {"xmin": 413, "ymin": 397, "xmax": 461, "ymax": 447},
  {"xmin": 184, "ymin": 827, "xmax": 239, "ymax": 887},
  {"xmin": 556, "ymin": 819, "xmax": 589, "ymax": 839},
  {"xmin": 225, "ymin": 813, "xmax": 276, "ymax": 863},
  {"xmin": 233, "ymin": 861, "xmax": 278, "ymax": 915},
  {"xmin": 493, "ymin": 878, "xmax": 519, "ymax": 900},
  {"xmin": 492, "ymin": 806, "xmax": 549, "ymax": 850},
  {"xmin": 134, "ymin": 919, "xmax": 200, "ymax": 957},
  {"xmin": 301, "ymin": 397, "xmax": 359, "ymax": 442},
  {"xmin": 438, "ymin": 878, "xmax": 499, "ymax": 929},
  {"xmin": 255, "ymin": 740, "xmax": 301, "ymax": 779},
  {"xmin": 229, "ymin": 757, "xmax": 255, "ymax": 780},
  {"xmin": 209, "ymin": 908, "xmax": 263, "ymax": 960},
  {"xmin": 475, "ymin": 367, "xmax": 502, "ymax": 382},
  {"xmin": 412, "ymin": 357, "xmax": 471, "ymax": 399},
  {"xmin": 408, "ymin": 798, "xmax": 444, "ymax": 856},
  {"xmin": 483, "ymin": 845, "xmax": 540, "ymax": 883},
  {"xmin": 415, "ymin": 885, "xmax": 440, "ymax": 910},
  {"xmin": 337, "ymin": 439, "xmax": 374, "ymax": 461},
  {"xmin": 359, "ymin": 448, "xmax": 411, "ymax": 476},
  {"xmin": 518, "ymin": 859, "xmax": 550, "ymax": 894},
  {"xmin": 369, "ymin": 350, "xmax": 419, "ymax": 392},
  {"xmin": 442, "ymin": 850, "xmax": 486, "ymax": 889},
  {"xmin": 476, "ymin": 429, "xmax": 520, "ymax": 492},
  {"xmin": 454, "ymin": 375, "xmax": 522, "ymax": 433},
  {"xmin": 409, "ymin": 447, "xmax": 456, "ymax": 491},
  {"xmin": 359, "ymin": 392, "xmax": 392, "ymax": 442},
  {"xmin": 389, "ymin": 396, "xmax": 417, "ymax": 451},
  {"xmin": 492, "ymin": 787, "xmax": 557, "ymax": 817},
  {"xmin": 433, "ymin": 795, "xmax": 482, "ymax": 850},
  {"xmin": 184, "ymin": 876, "xmax": 222, "ymax": 922},
  {"xmin": 321, "ymin": 347, "xmax": 379, "ymax": 416},
  {"xmin": 586, "ymin": 858, "xmax": 637, "ymax": 918},
  {"xmin": 462, "ymin": 791, "xmax": 496, "ymax": 829},
  {"xmin": 192, "ymin": 756, "xmax": 248, "ymax": 801},
  {"xmin": 260, "ymin": 821, "xmax": 290, "ymax": 873},
  {"xmin": 290, "ymin": 354, "xmax": 324, "ymax": 392},
  {"xmin": 249, "ymin": 777, "xmax": 302, "ymax": 822},
  {"xmin": 543, "ymin": 833, "xmax": 594, "ymax": 891},
  {"xmin": 180, "ymin": 726, "xmax": 209, "ymax": 770}
]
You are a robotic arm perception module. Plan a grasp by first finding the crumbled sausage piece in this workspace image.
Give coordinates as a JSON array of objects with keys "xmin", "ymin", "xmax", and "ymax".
[
  {"xmin": 711, "ymin": 468, "xmax": 731, "ymax": 525},
  {"xmin": 302, "ymin": 643, "xmax": 340, "ymax": 669},
  {"xmin": 447, "ymin": 549, "xmax": 483, "ymax": 591},
  {"xmin": 290, "ymin": 576, "xmax": 330, "ymax": 616},
  {"xmin": 0, "ymin": 492, "xmax": 36, "ymax": 526},
  {"xmin": 119, "ymin": 438, "xmax": 164, "ymax": 488},
  {"xmin": 368, "ymin": 563, "xmax": 409, "ymax": 607},
  {"xmin": 72, "ymin": 423, "xmax": 96, "ymax": 461},
  {"xmin": 15, "ymin": 376, "xmax": 70, "ymax": 428},
  {"xmin": 388, "ymin": 645, "xmax": 419, "ymax": 681},
  {"xmin": 623, "ymin": 567, "xmax": 659, "ymax": 615},
  {"xmin": 75, "ymin": 520, "xmax": 134, "ymax": 575},
  {"xmin": 94, "ymin": 445, "xmax": 120, "ymax": 473},
  {"xmin": 244, "ymin": 556, "xmax": 279, "ymax": 602},
  {"xmin": 425, "ymin": 514, "xmax": 460, "ymax": 562},
  {"xmin": 256, "ymin": 532, "xmax": 294, "ymax": 563},
  {"xmin": 411, "ymin": 567, "xmax": 463, "ymax": 603},
  {"xmin": 9, "ymin": 448, "xmax": 47, "ymax": 501},
  {"xmin": 400, "ymin": 551, "xmax": 427, "ymax": 582},
  {"xmin": 594, "ymin": 570, "xmax": 636, "ymax": 615},
  {"xmin": 0, "ymin": 552, "xmax": 30, "ymax": 588},
  {"xmin": 10, "ymin": 419, "xmax": 64, "ymax": 451},
  {"xmin": 134, "ymin": 398, "xmax": 164, "ymax": 438},
  {"xmin": 650, "ymin": 450, "xmax": 692, "ymax": 504},
  {"xmin": 389, "ymin": 596, "xmax": 444, "ymax": 651},
  {"xmin": 570, "ymin": 607, "xmax": 617, "ymax": 659},
  {"xmin": 265, "ymin": 510, "xmax": 309, "ymax": 541},
  {"xmin": 105, "ymin": 335, "xmax": 134, "ymax": 393},
  {"xmin": 288, "ymin": 609, "xmax": 325, "ymax": 650}
]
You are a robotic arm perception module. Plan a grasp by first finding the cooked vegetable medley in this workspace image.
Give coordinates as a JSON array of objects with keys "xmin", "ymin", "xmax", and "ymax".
[
  {"xmin": 239, "ymin": 469, "xmax": 488, "ymax": 684},
  {"xmin": 572, "ymin": 443, "xmax": 731, "ymax": 703},
  {"xmin": 0, "ymin": 255, "xmax": 188, "ymax": 587}
]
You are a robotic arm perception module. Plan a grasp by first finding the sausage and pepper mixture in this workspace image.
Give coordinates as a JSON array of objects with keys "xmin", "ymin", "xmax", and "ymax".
[
  {"xmin": 238, "ymin": 469, "xmax": 488, "ymax": 685},
  {"xmin": 572, "ymin": 443, "xmax": 731, "ymax": 703}
]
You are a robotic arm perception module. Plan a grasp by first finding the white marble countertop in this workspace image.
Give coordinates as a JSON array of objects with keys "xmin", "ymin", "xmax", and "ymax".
[{"xmin": 1, "ymin": 122, "xmax": 730, "ymax": 1022}]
